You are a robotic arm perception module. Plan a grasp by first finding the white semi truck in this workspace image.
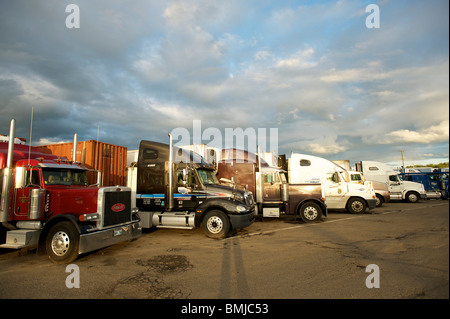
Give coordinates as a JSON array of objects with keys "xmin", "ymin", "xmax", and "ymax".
[
  {"xmin": 355, "ymin": 161, "xmax": 426, "ymax": 203},
  {"xmin": 288, "ymin": 154, "xmax": 377, "ymax": 214}
]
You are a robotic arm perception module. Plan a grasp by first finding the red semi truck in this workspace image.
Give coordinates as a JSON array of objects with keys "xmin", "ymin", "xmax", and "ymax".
[{"xmin": 0, "ymin": 119, "xmax": 141, "ymax": 263}]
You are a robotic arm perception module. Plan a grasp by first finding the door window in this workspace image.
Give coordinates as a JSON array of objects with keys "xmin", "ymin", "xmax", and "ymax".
[{"xmin": 326, "ymin": 172, "xmax": 340, "ymax": 183}]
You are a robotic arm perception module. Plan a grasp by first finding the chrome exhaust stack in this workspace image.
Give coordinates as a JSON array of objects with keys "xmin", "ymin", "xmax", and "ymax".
[
  {"xmin": 255, "ymin": 145, "xmax": 264, "ymax": 204},
  {"xmin": 72, "ymin": 133, "xmax": 78, "ymax": 162},
  {"xmin": 167, "ymin": 133, "xmax": 174, "ymax": 211},
  {"xmin": 1, "ymin": 119, "xmax": 16, "ymax": 222}
]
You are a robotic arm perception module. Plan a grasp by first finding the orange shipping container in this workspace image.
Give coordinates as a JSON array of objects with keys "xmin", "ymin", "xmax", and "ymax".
[{"xmin": 37, "ymin": 140, "xmax": 127, "ymax": 187}]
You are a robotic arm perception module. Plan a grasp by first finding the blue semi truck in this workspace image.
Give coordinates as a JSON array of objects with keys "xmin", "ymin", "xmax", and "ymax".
[{"xmin": 399, "ymin": 172, "xmax": 449, "ymax": 200}]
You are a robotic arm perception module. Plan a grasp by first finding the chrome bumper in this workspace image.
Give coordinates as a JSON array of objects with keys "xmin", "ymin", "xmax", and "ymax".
[{"xmin": 78, "ymin": 221, "xmax": 141, "ymax": 255}]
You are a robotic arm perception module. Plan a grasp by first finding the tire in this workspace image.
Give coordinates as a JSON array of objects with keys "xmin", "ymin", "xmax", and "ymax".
[
  {"xmin": 46, "ymin": 221, "xmax": 80, "ymax": 264},
  {"xmin": 405, "ymin": 192, "xmax": 419, "ymax": 203},
  {"xmin": 375, "ymin": 194, "xmax": 384, "ymax": 207},
  {"xmin": 347, "ymin": 198, "xmax": 367, "ymax": 214},
  {"xmin": 0, "ymin": 224, "xmax": 7, "ymax": 244},
  {"xmin": 202, "ymin": 210, "xmax": 230, "ymax": 239},
  {"xmin": 299, "ymin": 202, "xmax": 322, "ymax": 222}
]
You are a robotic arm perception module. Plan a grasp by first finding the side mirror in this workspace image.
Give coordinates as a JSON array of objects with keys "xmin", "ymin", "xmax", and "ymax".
[{"xmin": 178, "ymin": 186, "xmax": 189, "ymax": 194}]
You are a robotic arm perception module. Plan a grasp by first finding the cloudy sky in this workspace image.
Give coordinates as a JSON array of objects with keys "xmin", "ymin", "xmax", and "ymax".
[{"xmin": 1, "ymin": 0, "xmax": 448, "ymax": 167}]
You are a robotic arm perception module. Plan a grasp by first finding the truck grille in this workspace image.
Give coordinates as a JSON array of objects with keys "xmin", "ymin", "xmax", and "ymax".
[
  {"xmin": 103, "ymin": 190, "xmax": 132, "ymax": 227},
  {"xmin": 244, "ymin": 193, "xmax": 254, "ymax": 206}
]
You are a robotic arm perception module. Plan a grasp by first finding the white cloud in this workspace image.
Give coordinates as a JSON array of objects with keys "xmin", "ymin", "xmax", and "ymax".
[
  {"xmin": 35, "ymin": 137, "xmax": 72, "ymax": 146},
  {"xmin": 320, "ymin": 67, "xmax": 390, "ymax": 83},
  {"xmin": 382, "ymin": 121, "xmax": 449, "ymax": 144},
  {"xmin": 308, "ymin": 142, "xmax": 348, "ymax": 155},
  {"xmin": 255, "ymin": 50, "xmax": 272, "ymax": 61},
  {"xmin": 276, "ymin": 48, "xmax": 318, "ymax": 69},
  {"xmin": 163, "ymin": 2, "xmax": 197, "ymax": 27},
  {"xmin": 282, "ymin": 132, "xmax": 349, "ymax": 156}
]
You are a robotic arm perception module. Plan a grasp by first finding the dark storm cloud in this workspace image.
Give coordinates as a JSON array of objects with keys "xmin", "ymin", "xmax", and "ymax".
[{"xmin": 0, "ymin": 0, "xmax": 448, "ymax": 166}]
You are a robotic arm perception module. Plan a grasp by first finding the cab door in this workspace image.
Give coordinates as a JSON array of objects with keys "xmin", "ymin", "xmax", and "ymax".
[
  {"xmin": 388, "ymin": 174, "xmax": 403, "ymax": 200},
  {"xmin": 174, "ymin": 167, "xmax": 198, "ymax": 210},
  {"xmin": 262, "ymin": 172, "xmax": 281, "ymax": 201},
  {"xmin": 324, "ymin": 171, "xmax": 346, "ymax": 209},
  {"xmin": 14, "ymin": 168, "xmax": 41, "ymax": 219}
]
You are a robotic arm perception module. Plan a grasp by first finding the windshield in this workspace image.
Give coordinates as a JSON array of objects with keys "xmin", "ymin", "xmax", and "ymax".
[
  {"xmin": 389, "ymin": 174, "xmax": 400, "ymax": 182},
  {"xmin": 197, "ymin": 168, "xmax": 219, "ymax": 185},
  {"xmin": 43, "ymin": 168, "xmax": 88, "ymax": 186},
  {"xmin": 351, "ymin": 173, "xmax": 362, "ymax": 182}
]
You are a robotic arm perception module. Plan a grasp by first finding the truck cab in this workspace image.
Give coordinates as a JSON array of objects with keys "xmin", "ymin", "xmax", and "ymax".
[
  {"xmin": 399, "ymin": 172, "xmax": 448, "ymax": 200},
  {"xmin": 1, "ymin": 120, "xmax": 141, "ymax": 263},
  {"xmin": 217, "ymin": 150, "xmax": 327, "ymax": 222},
  {"xmin": 127, "ymin": 138, "xmax": 255, "ymax": 238},
  {"xmin": 289, "ymin": 154, "xmax": 377, "ymax": 214},
  {"xmin": 348, "ymin": 170, "xmax": 390, "ymax": 207},
  {"xmin": 356, "ymin": 161, "xmax": 426, "ymax": 203}
]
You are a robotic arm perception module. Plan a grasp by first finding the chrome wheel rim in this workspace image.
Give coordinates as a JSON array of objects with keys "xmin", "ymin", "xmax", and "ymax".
[
  {"xmin": 304, "ymin": 206, "xmax": 318, "ymax": 220},
  {"xmin": 51, "ymin": 231, "xmax": 70, "ymax": 256},
  {"xmin": 351, "ymin": 201, "xmax": 364, "ymax": 213},
  {"xmin": 206, "ymin": 216, "xmax": 223, "ymax": 234}
]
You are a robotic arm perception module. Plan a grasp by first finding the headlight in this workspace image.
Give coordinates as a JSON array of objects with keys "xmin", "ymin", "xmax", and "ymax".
[
  {"xmin": 245, "ymin": 192, "xmax": 253, "ymax": 205},
  {"xmin": 236, "ymin": 205, "xmax": 248, "ymax": 213},
  {"xmin": 233, "ymin": 193, "xmax": 244, "ymax": 202}
]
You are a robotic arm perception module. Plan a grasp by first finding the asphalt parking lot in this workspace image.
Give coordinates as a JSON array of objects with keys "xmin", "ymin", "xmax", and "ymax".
[{"xmin": 0, "ymin": 200, "xmax": 448, "ymax": 303}]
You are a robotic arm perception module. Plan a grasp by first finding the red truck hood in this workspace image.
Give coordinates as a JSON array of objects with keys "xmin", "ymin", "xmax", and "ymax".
[{"xmin": 46, "ymin": 186, "xmax": 99, "ymax": 218}]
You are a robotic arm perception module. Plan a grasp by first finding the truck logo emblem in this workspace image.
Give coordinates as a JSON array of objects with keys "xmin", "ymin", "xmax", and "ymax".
[
  {"xmin": 111, "ymin": 203, "xmax": 126, "ymax": 212},
  {"xmin": 19, "ymin": 195, "xmax": 28, "ymax": 203}
]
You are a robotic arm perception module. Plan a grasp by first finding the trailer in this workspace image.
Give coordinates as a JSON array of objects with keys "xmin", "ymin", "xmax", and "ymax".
[
  {"xmin": 0, "ymin": 119, "xmax": 141, "ymax": 263},
  {"xmin": 37, "ymin": 139, "xmax": 127, "ymax": 187}
]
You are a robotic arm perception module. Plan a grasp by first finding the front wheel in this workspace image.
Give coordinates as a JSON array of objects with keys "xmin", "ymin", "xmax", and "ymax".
[
  {"xmin": 375, "ymin": 194, "xmax": 384, "ymax": 207},
  {"xmin": 299, "ymin": 202, "xmax": 322, "ymax": 222},
  {"xmin": 46, "ymin": 221, "xmax": 80, "ymax": 264},
  {"xmin": 202, "ymin": 210, "xmax": 230, "ymax": 239},
  {"xmin": 347, "ymin": 198, "xmax": 367, "ymax": 214},
  {"xmin": 405, "ymin": 192, "xmax": 420, "ymax": 203}
]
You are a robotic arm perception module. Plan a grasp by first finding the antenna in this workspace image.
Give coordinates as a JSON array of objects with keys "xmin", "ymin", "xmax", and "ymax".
[
  {"xmin": 399, "ymin": 150, "xmax": 405, "ymax": 173},
  {"xmin": 28, "ymin": 107, "xmax": 34, "ymax": 165}
]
